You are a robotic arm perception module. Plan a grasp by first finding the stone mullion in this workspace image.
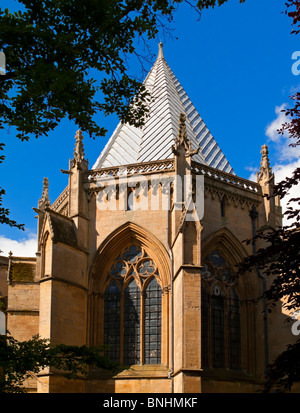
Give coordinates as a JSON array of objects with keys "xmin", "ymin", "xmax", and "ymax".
[
  {"xmin": 140, "ymin": 290, "xmax": 145, "ymax": 365},
  {"xmin": 120, "ymin": 292, "xmax": 125, "ymax": 365},
  {"xmin": 96, "ymin": 294, "xmax": 103, "ymax": 346},
  {"xmin": 240, "ymin": 300, "xmax": 248, "ymax": 371},
  {"xmin": 244, "ymin": 300, "xmax": 256, "ymax": 373},
  {"xmin": 162, "ymin": 286, "xmax": 170, "ymax": 367},
  {"xmin": 207, "ymin": 293, "xmax": 212, "ymax": 368},
  {"xmin": 224, "ymin": 294, "xmax": 229, "ymax": 369}
]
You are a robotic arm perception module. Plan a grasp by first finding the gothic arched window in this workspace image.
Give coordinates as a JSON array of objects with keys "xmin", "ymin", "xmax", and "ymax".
[
  {"xmin": 201, "ymin": 249, "xmax": 241, "ymax": 370},
  {"xmin": 103, "ymin": 245, "xmax": 162, "ymax": 366}
]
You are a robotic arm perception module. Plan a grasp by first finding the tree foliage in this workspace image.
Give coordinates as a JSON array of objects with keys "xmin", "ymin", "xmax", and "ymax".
[
  {"xmin": 286, "ymin": 0, "xmax": 300, "ymax": 35},
  {"xmin": 0, "ymin": 0, "xmax": 246, "ymax": 141},
  {"xmin": 0, "ymin": 333, "xmax": 119, "ymax": 392},
  {"xmin": 0, "ymin": 143, "xmax": 24, "ymax": 231},
  {"xmin": 0, "ymin": 0, "xmax": 175, "ymax": 141},
  {"xmin": 0, "ymin": 0, "xmax": 245, "ymax": 230}
]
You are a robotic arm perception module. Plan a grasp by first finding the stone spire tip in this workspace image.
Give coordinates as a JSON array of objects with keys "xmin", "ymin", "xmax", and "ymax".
[
  {"xmin": 74, "ymin": 129, "xmax": 85, "ymax": 163},
  {"xmin": 38, "ymin": 177, "xmax": 50, "ymax": 209},
  {"xmin": 257, "ymin": 143, "xmax": 272, "ymax": 182},
  {"xmin": 158, "ymin": 42, "xmax": 164, "ymax": 59}
]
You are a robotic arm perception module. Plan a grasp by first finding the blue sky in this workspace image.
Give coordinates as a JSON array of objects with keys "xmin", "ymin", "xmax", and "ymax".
[{"xmin": 1, "ymin": 0, "xmax": 300, "ymax": 256}]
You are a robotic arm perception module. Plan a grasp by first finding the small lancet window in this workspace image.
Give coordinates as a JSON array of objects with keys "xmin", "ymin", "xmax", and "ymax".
[{"xmin": 220, "ymin": 198, "xmax": 225, "ymax": 218}]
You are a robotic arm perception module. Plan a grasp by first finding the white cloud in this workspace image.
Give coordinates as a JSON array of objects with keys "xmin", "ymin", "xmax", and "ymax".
[
  {"xmin": 273, "ymin": 159, "xmax": 299, "ymax": 183},
  {"xmin": 273, "ymin": 160, "xmax": 299, "ymax": 227},
  {"xmin": 0, "ymin": 232, "xmax": 37, "ymax": 257},
  {"xmin": 265, "ymin": 102, "xmax": 300, "ymax": 163},
  {"xmin": 289, "ymin": 84, "xmax": 300, "ymax": 95},
  {"xmin": 278, "ymin": 139, "xmax": 300, "ymax": 162},
  {"xmin": 266, "ymin": 103, "xmax": 300, "ymax": 226},
  {"xmin": 265, "ymin": 103, "xmax": 289, "ymax": 142},
  {"xmin": 248, "ymin": 171, "xmax": 257, "ymax": 182}
]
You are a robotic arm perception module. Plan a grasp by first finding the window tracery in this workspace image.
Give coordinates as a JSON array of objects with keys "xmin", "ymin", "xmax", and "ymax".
[
  {"xmin": 106, "ymin": 245, "xmax": 160, "ymax": 289},
  {"xmin": 104, "ymin": 245, "xmax": 162, "ymax": 365}
]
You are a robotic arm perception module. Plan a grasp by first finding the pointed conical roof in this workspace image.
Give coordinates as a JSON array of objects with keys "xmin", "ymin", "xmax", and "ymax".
[{"xmin": 93, "ymin": 43, "xmax": 234, "ymax": 174}]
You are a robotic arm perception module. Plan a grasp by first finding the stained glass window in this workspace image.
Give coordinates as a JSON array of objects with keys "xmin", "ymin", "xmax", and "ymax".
[
  {"xmin": 211, "ymin": 286, "xmax": 225, "ymax": 368},
  {"xmin": 144, "ymin": 278, "xmax": 161, "ymax": 364},
  {"xmin": 228, "ymin": 289, "xmax": 241, "ymax": 369},
  {"xmin": 201, "ymin": 285, "xmax": 209, "ymax": 368},
  {"xmin": 201, "ymin": 249, "xmax": 241, "ymax": 370},
  {"xmin": 103, "ymin": 245, "xmax": 162, "ymax": 366},
  {"xmin": 104, "ymin": 280, "xmax": 121, "ymax": 362},
  {"xmin": 124, "ymin": 280, "xmax": 141, "ymax": 365}
]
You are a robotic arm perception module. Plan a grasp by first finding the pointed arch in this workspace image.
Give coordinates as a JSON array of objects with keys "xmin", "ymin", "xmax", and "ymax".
[
  {"xmin": 201, "ymin": 227, "xmax": 257, "ymax": 299},
  {"xmin": 88, "ymin": 222, "xmax": 169, "ymax": 365},
  {"xmin": 201, "ymin": 227, "xmax": 257, "ymax": 372},
  {"xmin": 202, "ymin": 227, "xmax": 248, "ymax": 266},
  {"xmin": 89, "ymin": 221, "xmax": 171, "ymax": 293}
]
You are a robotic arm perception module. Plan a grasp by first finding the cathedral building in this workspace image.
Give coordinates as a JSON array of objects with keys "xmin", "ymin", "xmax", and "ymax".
[{"xmin": 0, "ymin": 43, "xmax": 293, "ymax": 393}]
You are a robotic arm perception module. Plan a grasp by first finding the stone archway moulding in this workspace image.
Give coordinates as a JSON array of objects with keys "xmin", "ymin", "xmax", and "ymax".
[
  {"xmin": 202, "ymin": 227, "xmax": 248, "ymax": 265},
  {"xmin": 201, "ymin": 227, "xmax": 258, "ymax": 300},
  {"xmin": 89, "ymin": 221, "xmax": 171, "ymax": 292}
]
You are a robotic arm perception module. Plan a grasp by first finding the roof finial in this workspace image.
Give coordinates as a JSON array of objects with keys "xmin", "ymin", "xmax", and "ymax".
[
  {"xmin": 257, "ymin": 143, "xmax": 273, "ymax": 182},
  {"xmin": 38, "ymin": 177, "xmax": 51, "ymax": 210},
  {"xmin": 172, "ymin": 113, "xmax": 199, "ymax": 158},
  {"xmin": 70, "ymin": 129, "xmax": 88, "ymax": 170},
  {"xmin": 74, "ymin": 130, "xmax": 85, "ymax": 163},
  {"xmin": 177, "ymin": 113, "xmax": 188, "ymax": 148},
  {"xmin": 158, "ymin": 42, "xmax": 164, "ymax": 59}
]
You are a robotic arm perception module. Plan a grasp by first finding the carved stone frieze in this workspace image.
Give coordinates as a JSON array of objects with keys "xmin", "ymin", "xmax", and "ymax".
[{"xmin": 204, "ymin": 184, "xmax": 260, "ymax": 210}]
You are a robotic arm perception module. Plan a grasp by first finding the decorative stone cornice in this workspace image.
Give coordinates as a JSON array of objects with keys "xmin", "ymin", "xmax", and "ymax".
[
  {"xmin": 85, "ymin": 157, "xmax": 262, "ymax": 212},
  {"xmin": 87, "ymin": 159, "xmax": 175, "ymax": 181},
  {"xmin": 204, "ymin": 184, "xmax": 260, "ymax": 210},
  {"xmin": 192, "ymin": 161, "xmax": 261, "ymax": 194}
]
